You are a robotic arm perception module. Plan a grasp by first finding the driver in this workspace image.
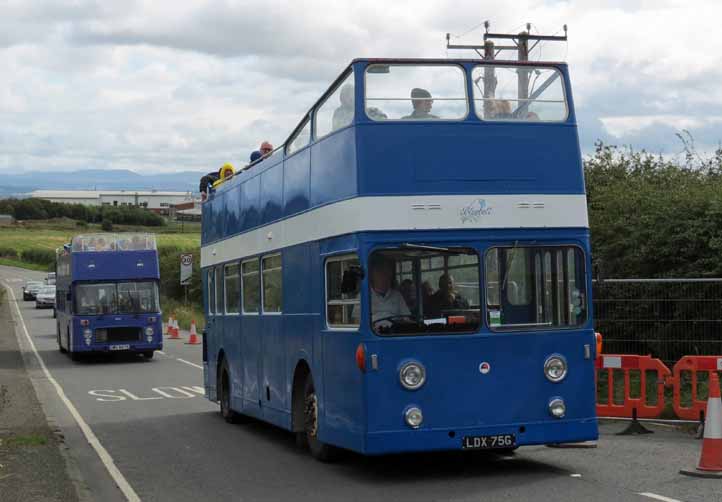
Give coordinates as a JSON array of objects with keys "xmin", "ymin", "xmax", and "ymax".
[{"xmin": 370, "ymin": 255, "xmax": 410, "ymax": 322}]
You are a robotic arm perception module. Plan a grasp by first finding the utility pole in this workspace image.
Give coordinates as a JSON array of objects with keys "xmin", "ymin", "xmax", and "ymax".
[{"xmin": 446, "ymin": 22, "xmax": 567, "ymax": 116}]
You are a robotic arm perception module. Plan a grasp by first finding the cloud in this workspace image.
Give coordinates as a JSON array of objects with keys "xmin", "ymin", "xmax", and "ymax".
[{"xmin": 0, "ymin": 0, "xmax": 720, "ymax": 174}]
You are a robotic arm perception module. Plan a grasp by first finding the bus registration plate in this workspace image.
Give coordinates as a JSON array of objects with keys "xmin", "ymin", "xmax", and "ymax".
[
  {"xmin": 462, "ymin": 434, "xmax": 515, "ymax": 450},
  {"xmin": 109, "ymin": 344, "xmax": 131, "ymax": 351}
]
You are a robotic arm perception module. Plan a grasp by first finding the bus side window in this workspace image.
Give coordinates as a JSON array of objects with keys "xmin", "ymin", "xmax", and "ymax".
[
  {"xmin": 261, "ymin": 254, "xmax": 282, "ymax": 314},
  {"xmin": 207, "ymin": 268, "xmax": 215, "ymax": 315},
  {"xmin": 326, "ymin": 255, "xmax": 360, "ymax": 328},
  {"xmin": 215, "ymin": 267, "xmax": 224, "ymax": 315},
  {"xmin": 224, "ymin": 263, "xmax": 240, "ymax": 315},
  {"xmin": 242, "ymin": 259, "xmax": 260, "ymax": 314}
]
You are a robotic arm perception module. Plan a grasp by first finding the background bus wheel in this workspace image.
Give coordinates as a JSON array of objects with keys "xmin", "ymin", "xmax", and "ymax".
[
  {"xmin": 142, "ymin": 351, "xmax": 154, "ymax": 359},
  {"xmin": 70, "ymin": 351, "xmax": 81, "ymax": 362},
  {"xmin": 219, "ymin": 359, "xmax": 243, "ymax": 424},
  {"xmin": 57, "ymin": 325, "xmax": 66, "ymax": 353},
  {"xmin": 303, "ymin": 378, "xmax": 339, "ymax": 462}
]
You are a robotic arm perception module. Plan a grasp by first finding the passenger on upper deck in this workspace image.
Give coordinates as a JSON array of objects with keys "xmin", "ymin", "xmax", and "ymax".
[
  {"xmin": 402, "ymin": 88, "xmax": 439, "ymax": 120},
  {"xmin": 332, "ymin": 84, "xmax": 354, "ymax": 130}
]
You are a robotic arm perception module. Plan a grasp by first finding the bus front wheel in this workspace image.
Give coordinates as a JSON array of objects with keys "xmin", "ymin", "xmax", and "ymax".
[
  {"xmin": 57, "ymin": 324, "xmax": 66, "ymax": 353},
  {"xmin": 302, "ymin": 377, "xmax": 339, "ymax": 462},
  {"xmin": 219, "ymin": 359, "xmax": 243, "ymax": 424}
]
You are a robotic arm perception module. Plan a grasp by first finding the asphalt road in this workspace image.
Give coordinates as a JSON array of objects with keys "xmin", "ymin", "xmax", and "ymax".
[{"xmin": 2, "ymin": 264, "xmax": 720, "ymax": 502}]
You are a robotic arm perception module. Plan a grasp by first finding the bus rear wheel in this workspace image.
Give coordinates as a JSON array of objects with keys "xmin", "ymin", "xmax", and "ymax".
[
  {"xmin": 142, "ymin": 351, "xmax": 154, "ymax": 359},
  {"xmin": 219, "ymin": 359, "xmax": 243, "ymax": 424},
  {"xmin": 302, "ymin": 377, "xmax": 339, "ymax": 462}
]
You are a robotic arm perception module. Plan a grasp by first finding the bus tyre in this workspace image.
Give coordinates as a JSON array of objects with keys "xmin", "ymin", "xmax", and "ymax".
[
  {"xmin": 57, "ymin": 325, "xmax": 66, "ymax": 353},
  {"xmin": 143, "ymin": 351, "xmax": 154, "ymax": 360},
  {"xmin": 70, "ymin": 351, "xmax": 81, "ymax": 362},
  {"xmin": 303, "ymin": 378, "xmax": 339, "ymax": 462},
  {"xmin": 219, "ymin": 359, "xmax": 243, "ymax": 424}
]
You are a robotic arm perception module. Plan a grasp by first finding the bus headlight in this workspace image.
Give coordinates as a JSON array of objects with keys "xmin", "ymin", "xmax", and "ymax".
[
  {"xmin": 95, "ymin": 329, "xmax": 107, "ymax": 343},
  {"xmin": 83, "ymin": 328, "xmax": 92, "ymax": 345},
  {"xmin": 145, "ymin": 326, "xmax": 154, "ymax": 341},
  {"xmin": 404, "ymin": 407, "xmax": 423, "ymax": 428},
  {"xmin": 399, "ymin": 362, "xmax": 426, "ymax": 390},
  {"xmin": 544, "ymin": 355, "xmax": 568, "ymax": 383},
  {"xmin": 549, "ymin": 398, "xmax": 566, "ymax": 418}
]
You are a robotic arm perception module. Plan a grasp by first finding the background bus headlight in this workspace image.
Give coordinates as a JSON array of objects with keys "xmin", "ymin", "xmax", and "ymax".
[
  {"xmin": 145, "ymin": 326, "xmax": 154, "ymax": 341},
  {"xmin": 544, "ymin": 355, "xmax": 568, "ymax": 383},
  {"xmin": 549, "ymin": 398, "xmax": 566, "ymax": 418},
  {"xmin": 399, "ymin": 362, "xmax": 426, "ymax": 390},
  {"xmin": 83, "ymin": 328, "xmax": 92, "ymax": 345},
  {"xmin": 404, "ymin": 407, "xmax": 423, "ymax": 428},
  {"xmin": 95, "ymin": 329, "xmax": 107, "ymax": 343}
]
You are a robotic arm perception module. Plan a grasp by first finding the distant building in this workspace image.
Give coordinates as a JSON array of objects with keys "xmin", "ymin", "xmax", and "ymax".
[
  {"xmin": 31, "ymin": 190, "xmax": 194, "ymax": 215},
  {"xmin": 0, "ymin": 214, "xmax": 14, "ymax": 225},
  {"xmin": 170, "ymin": 201, "xmax": 202, "ymax": 222}
]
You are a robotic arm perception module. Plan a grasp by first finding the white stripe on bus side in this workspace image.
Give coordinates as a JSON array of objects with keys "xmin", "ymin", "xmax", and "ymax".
[{"xmin": 201, "ymin": 194, "xmax": 589, "ymax": 268}]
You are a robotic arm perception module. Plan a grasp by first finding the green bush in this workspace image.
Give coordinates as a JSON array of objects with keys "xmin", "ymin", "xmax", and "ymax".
[
  {"xmin": 0, "ymin": 246, "xmax": 18, "ymax": 258},
  {"xmin": 101, "ymin": 220, "xmax": 113, "ymax": 231},
  {"xmin": 21, "ymin": 248, "xmax": 56, "ymax": 266},
  {"xmin": 76, "ymin": 220, "xmax": 88, "ymax": 228}
]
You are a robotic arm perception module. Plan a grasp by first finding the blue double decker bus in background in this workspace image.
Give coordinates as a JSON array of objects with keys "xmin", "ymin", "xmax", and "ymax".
[
  {"xmin": 201, "ymin": 56, "xmax": 597, "ymax": 460},
  {"xmin": 56, "ymin": 233, "xmax": 163, "ymax": 360}
]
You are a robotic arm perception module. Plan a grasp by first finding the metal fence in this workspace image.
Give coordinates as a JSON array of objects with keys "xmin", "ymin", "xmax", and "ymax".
[{"xmin": 593, "ymin": 278, "xmax": 722, "ymax": 366}]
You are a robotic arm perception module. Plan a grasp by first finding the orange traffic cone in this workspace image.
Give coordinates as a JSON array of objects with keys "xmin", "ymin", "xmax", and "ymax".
[
  {"xmin": 186, "ymin": 320, "xmax": 201, "ymax": 345},
  {"xmin": 681, "ymin": 371, "xmax": 722, "ymax": 478},
  {"xmin": 169, "ymin": 315, "xmax": 180, "ymax": 339}
]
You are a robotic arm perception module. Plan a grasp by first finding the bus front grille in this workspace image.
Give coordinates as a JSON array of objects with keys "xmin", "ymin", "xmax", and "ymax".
[{"xmin": 107, "ymin": 327, "xmax": 142, "ymax": 343}]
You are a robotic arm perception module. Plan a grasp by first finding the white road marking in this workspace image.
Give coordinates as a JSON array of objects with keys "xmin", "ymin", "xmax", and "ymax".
[
  {"xmin": 177, "ymin": 358, "xmax": 203, "ymax": 370},
  {"xmin": 570, "ymin": 473, "xmax": 582, "ymax": 478},
  {"xmin": 3, "ymin": 283, "xmax": 141, "ymax": 502},
  {"xmin": 88, "ymin": 386, "xmax": 206, "ymax": 402},
  {"xmin": 157, "ymin": 350, "xmax": 166, "ymax": 355},
  {"xmin": 638, "ymin": 493, "xmax": 684, "ymax": 502}
]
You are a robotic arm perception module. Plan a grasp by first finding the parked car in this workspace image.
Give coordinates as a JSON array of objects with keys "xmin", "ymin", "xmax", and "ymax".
[
  {"xmin": 35, "ymin": 286, "xmax": 56, "ymax": 309},
  {"xmin": 22, "ymin": 281, "xmax": 43, "ymax": 301}
]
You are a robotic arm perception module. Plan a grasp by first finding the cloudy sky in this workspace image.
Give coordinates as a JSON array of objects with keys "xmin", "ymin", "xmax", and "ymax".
[{"xmin": 1, "ymin": 0, "xmax": 720, "ymax": 174}]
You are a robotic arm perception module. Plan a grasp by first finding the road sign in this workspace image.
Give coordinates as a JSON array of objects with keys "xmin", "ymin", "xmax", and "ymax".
[{"xmin": 180, "ymin": 254, "xmax": 193, "ymax": 285}]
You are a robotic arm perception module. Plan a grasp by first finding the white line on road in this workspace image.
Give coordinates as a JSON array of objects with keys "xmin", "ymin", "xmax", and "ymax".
[
  {"xmin": 639, "ymin": 493, "xmax": 684, "ymax": 502},
  {"xmin": 177, "ymin": 358, "xmax": 203, "ymax": 370},
  {"xmin": 3, "ymin": 283, "xmax": 141, "ymax": 502}
]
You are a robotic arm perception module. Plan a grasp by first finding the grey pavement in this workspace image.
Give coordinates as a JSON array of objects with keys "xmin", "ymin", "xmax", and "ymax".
[{"xmin": 1, "ymin": 264, "xmax": 720, "ymax": 502}]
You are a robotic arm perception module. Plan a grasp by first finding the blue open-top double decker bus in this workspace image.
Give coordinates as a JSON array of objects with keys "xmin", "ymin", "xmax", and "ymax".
[
  {"xmin": 56, "ymin": 233, "xmax": 162, "ymax": 360},
  {"xmin": 201, "ymin": 57, "xmax": 597, "ymax": 459}
]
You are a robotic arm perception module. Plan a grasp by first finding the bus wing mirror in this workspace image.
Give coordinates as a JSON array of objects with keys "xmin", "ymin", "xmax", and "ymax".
[{"xmin": 341, "ymin": 266, "xmax": 364, "ymax": 295}]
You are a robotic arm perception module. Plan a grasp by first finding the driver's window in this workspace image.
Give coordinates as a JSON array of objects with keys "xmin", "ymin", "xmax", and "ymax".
[{"xmin": 369, "ymin": 249, "xmax": 480, "ymax": 335}]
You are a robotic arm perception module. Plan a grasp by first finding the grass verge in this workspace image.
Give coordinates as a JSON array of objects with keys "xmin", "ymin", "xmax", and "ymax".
[{"xmin": 0, "ymin": 258, "xmax": 50, "ymax": 272}]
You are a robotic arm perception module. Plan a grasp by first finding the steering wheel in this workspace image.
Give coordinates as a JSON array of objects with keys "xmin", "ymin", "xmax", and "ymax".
[{"xmin": 372, "ymin": 315, "xmax": 416, "ymax": 328}]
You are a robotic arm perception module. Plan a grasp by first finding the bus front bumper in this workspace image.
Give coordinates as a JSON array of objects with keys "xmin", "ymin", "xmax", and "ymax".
[{"xmin": 362, "ymin": 417, "xmax": 598, "ymax": 455}]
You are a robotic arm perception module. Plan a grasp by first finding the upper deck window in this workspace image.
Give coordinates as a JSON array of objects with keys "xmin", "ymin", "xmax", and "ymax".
[
  {"xmin": 286, "ymin": 116, "xmax": 311, "ymax": 155},
  {"xmin": 71, "ymin": 233, "xmax": 157, "ymax": 252},
  {"xmin": 365, "ymin": 64, "xmax": 468, "ymax": 121},
  {"xmin": 315, "ymin": 71, "xmax": 354, "ymax": 140},
  {"xmin": 471, "ymin": 65, "xmax": 567, "ymax": 122}
]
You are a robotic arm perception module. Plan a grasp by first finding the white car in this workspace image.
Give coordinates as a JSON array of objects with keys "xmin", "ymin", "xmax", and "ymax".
[{"xmin": 35, "ymin": 286, "xmax": 56, "ymax": 309}]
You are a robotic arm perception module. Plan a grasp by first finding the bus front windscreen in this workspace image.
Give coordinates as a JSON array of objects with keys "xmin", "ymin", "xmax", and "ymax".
[
  {"xmin": 75, "ymin": 282, "xmax": 159, "ymax": 315},
  {"xmin": 369, "ymin": 248, "xmax": 480, "ymax": 335}
]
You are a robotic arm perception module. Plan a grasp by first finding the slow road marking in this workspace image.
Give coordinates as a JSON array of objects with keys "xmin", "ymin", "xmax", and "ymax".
[
  {"xmin": 4, "ymin": 283, "xmax": 141, "ymax": 502},
  {"xmin": 89, "ymin": 386, "xmax": 205, "ymax": 402}
]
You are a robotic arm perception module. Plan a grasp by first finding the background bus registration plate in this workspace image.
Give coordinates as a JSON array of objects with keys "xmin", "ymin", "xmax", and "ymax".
[
  {"xmin": 109, "ymin": 344, "xmax": 130, "ymax": 351},
  {"xmin": 462, "ymin": 434, "xmax": 516, "ymax": 450}
]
